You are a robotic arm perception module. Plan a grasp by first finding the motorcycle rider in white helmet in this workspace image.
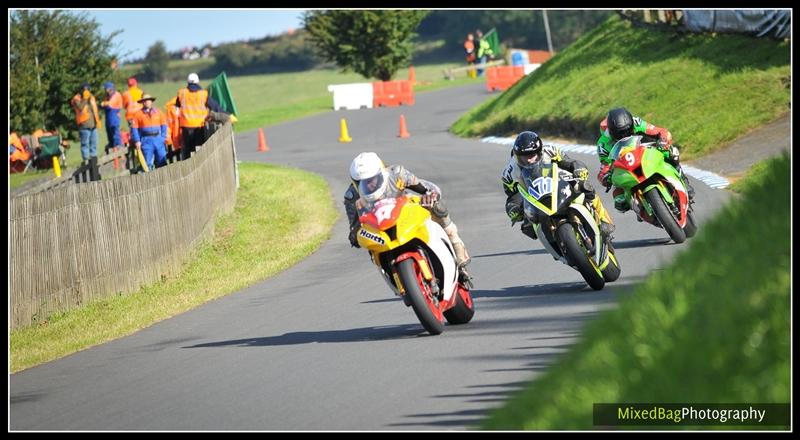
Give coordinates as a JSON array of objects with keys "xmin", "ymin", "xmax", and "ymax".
[{"xmin": 344, "ymin": 152, "xmax": 471, "ymax": 269}]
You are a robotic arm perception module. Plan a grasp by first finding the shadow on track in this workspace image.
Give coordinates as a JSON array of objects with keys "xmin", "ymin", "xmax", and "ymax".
[{"xmin": 183, "ymin": 324, "xmax": 427, "ymax": 348}]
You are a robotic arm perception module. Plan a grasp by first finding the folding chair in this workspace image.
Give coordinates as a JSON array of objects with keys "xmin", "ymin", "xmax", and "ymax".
[{"xmin": 35, "ymin": 134, "xmax": 66, "ymax": 171}]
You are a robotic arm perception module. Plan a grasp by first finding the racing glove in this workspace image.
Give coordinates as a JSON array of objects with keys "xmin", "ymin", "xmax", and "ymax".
[
  {"xmin": 505, "ymin": 199, "xmax": 524, "ymax": 224},
  {"xmin": 597, "ymin": 163, "xmax": 612, "ymax": 188},
  {"xmin": 420, "ymin": 191, "xmax": 440, "ymax": 207}
]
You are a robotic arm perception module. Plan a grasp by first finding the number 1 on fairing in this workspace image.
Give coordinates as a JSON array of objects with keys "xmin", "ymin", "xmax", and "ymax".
[{"xmin": 528, "ymin": 176, "xmax": 552, "ymax": 200}]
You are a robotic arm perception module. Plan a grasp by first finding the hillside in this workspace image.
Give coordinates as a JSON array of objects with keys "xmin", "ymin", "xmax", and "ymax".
[{"xmin": 452, "ymin": 15, "xmax": 790, "ymax": 160}]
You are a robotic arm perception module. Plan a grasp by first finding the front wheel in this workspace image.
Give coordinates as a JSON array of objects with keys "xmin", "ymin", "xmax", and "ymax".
[
  {"xmin": 645, "ymin": 189, "xmax": 686, "ymax": 244},
  {"xmin": 396, "ymin": 259, "xmax": 445, "ymax": 335},
  {"xmin": 557, "ymin": 223, "xmax": 605, "ymax": 291}
]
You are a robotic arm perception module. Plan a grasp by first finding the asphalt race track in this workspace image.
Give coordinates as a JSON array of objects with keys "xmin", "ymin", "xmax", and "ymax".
[{"xmin": 11, "ymin": 83, "xmax": 731, "ymax": 430}]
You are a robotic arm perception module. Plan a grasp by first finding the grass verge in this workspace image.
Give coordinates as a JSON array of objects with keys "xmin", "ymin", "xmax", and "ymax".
[
  {"xmin": 483, "ymin": 152, "xmax": 790, "ymax": 430},
  {"xmin": 10, "ymin": 162, "xmax": 338, "ymax": 373},
  {"xmin": 452, "ymin": 15, "xmax": 790, "ymax": 161}
]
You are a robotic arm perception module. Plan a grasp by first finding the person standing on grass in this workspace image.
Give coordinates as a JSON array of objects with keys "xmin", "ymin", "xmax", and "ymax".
[
  {"xmin": 130, "ymin": 94, "xmax": 168, "ymax": 170},
  {"xmin": 174, "ymin": 73, "xmax": 223, "ymax": 161},
  {"xmin": 122, "ymin": 77, "xmax": 144, "ymax": 130},
  {"xmin": 164, "ymin": 96, "xmax": 182, "ymax": 163},
  {"xmin": 100, "ymin": 81, "xmax": 124, "ymax": 156},
  {"xmin": 464, "ymin": 33, "xmax": 477, "ymax": 78},
  {"xmin": 475, "ymin": 29, "xmax": 494, "ymax": 77},
  {"xmin": 70, "ymin": 83, "xmax": 101, "ymax": 164}
]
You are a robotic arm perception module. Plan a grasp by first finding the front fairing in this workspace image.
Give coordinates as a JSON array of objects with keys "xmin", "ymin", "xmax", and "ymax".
[
  {"xmin": 609, "ymin": 136, "xmax": 684, "ymax": 196},
  {"xmin": 357, "ymin": 196, "xmax": 431, "ymax": 253},
  {"xmin": 518, "ymin": 162, "xmax": 576, "ymax": 216}
]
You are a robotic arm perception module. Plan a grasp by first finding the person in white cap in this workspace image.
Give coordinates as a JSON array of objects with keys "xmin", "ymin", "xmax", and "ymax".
[{"xmin": 174, "ymin": 72, "xmax": 223, "ymax": 160}]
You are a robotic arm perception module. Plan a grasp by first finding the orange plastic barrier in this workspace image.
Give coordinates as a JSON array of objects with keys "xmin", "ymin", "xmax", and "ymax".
[
  {"xmin": 486, "ymin": 66, "xmax": 525, "ymax": 92},
  {"xmin": 527, "ymin": 50, "xmax": 553, "ymax": 64},
  {"xmin": 372, "ymin": 80, "xmax": 415, "ymax": 107}
]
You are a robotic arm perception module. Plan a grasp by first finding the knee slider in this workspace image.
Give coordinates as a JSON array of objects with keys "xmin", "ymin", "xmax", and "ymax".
[{"xmin": 430, "ymin": 200, "xmax": 448, "ymax": 218}]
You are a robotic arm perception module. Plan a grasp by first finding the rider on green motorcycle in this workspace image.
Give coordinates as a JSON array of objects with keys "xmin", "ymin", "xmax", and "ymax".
[{"xmin": 596, "ymin": 107, "xmax": 695, "ymax": 212}]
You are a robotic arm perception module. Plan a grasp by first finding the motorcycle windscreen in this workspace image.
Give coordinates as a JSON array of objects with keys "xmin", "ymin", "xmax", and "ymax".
[
  {"xmin": 521, "ymin": 163, "xmax": 561, "ymax": 215},
  {"xmin": 359, "ymin": 197, "xmax": 408, "ymax": 230},
  {"xmin": 609, "ymin": 135, "xmax": 643, "ymax": 162}
]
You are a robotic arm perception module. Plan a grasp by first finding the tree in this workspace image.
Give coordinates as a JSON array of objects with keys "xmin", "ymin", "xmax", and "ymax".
[
  {"xmin": 143, "ymin": 41, "xmax": 170, "ymax": 82},
  {"xmin": 303, "ymin": 10, "xmax": 428, "ymax": 81},
  {"xmin": 10, "ymin": 10, "xmax": 119, "ymax": 135}
]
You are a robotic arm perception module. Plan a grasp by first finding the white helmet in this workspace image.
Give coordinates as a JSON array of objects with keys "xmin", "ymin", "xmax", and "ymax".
[
  {"xmin": 187, "ymin": 73, "xmax": 200, "ymax": 84},
  {"xmin": 350, "ymin": 152, "xmax": 387, "ymax": 203}
]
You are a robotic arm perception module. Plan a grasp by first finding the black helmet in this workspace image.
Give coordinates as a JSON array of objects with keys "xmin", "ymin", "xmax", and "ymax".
[
  {"xmin": 512, "ymin": 131, "xmax": 543, "ymax": 169},
  {"xmin": 607, "ymin": 107, "xmax": 634, "ymax": 141}
]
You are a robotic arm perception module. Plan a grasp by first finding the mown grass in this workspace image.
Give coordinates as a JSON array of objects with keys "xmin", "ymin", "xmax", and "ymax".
[
  {"xmin": 9, "ymin": 62, "xmax": 480, "ymax": 190},
  {"xmin": 10, "ymin": 162, "xmax": 338, "ymax": 372},
  {"xmin": 110, "ymin": 62, "xmax": 481, "ymax": 133},
  {"xmin": 452, "ymin": 15, "xmax": 790, "ymax": 161},
  {"xmin": 482, "ymin": 152, "xmax": 790, "ymax": 430}
]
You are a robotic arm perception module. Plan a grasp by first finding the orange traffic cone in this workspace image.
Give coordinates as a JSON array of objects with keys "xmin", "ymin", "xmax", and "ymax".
[
  {"xmin": 257, "ymin": 128, "xmax": 270, "ymax": 152},
  {"xmin": 398, "ymin": 114, "xmax": 410, "ymax": 138},
  {"xmin": 339, "ymin": 118, "xmax": 352, "ymax": 143},
  {"xmin": 408, "ymin": 65, "xmax": 416, "ymax": 85}
]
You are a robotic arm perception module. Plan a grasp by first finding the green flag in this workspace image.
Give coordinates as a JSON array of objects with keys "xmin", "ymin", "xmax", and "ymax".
[
  {"xmin": 208, "ymin": 71, "xmax": 238, "ymax": 116},
  {"xmin": 485, "ymin": 28, "xmax": 501, "ymax": 57}
]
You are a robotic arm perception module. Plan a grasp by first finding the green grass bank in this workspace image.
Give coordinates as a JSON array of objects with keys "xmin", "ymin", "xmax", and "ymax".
[
  {"xmin": 452, "ymin": 15, "xmax": 790, "ymax": 161},
  {"xmin": 483, "ymin": 152, "xmax": 790, "ymax": 430}
]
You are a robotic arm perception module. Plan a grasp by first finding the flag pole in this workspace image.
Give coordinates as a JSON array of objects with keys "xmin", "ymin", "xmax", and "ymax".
[{"xmin": 543, "ymin": 10, "xmax": 554, "ymax": 54}]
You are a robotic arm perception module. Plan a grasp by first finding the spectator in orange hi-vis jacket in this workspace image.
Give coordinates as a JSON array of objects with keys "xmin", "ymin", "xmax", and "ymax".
[
  {"xmin": 100, "ymin": 81, "xmax": 124, "ymax": 155},
  {"xmin": 70, "ymin": 82, "xmax": 101, "ymax": 161},
  {"xmin": 175, "ymin": 72, "xmax": 223, "ymax": 160},
  {"xmin": 9, "ymin": 132, "xmax": 30, "ymax": 173},
  {"xmin": 130, "ymin": 94, "xmax": 168, "ymax": 170},
  {"xmin": 122, "ymin": 77, "xmax": 143, "ymax": 129},
  {"xmin": 164, "ymin": 96, "xmax": 182, "ymax": 162}
]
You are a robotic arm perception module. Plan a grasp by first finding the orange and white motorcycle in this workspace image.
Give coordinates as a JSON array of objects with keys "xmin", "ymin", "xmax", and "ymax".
[{"xmin": 357, "ymin": 194, "xmax": 475, "ymax": 335}]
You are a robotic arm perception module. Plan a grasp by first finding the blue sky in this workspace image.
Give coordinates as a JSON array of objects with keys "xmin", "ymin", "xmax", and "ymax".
[{"xmin": 85, "ymin": 9, "xmax": 306, "ymax": 62}]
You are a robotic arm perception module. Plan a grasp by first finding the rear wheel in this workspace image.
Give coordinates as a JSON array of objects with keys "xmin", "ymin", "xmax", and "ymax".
[
  {"xmin": 645, "ymin": 189, "xmax": 686, "ymax": 244},
  {"xmin": 683, "ymin": 210, "xmax": 698, "ymax": 238},
  {"xmin": 443, "ymin": 285, "xmax": 474, "ymax": 324},
  {"xmin": 557, "ymin": 223, "xmax": 605, "ymax": 290},
  {"xmin": 397, "ymin": 259, "xmax": 444, "ymax": 335}
]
